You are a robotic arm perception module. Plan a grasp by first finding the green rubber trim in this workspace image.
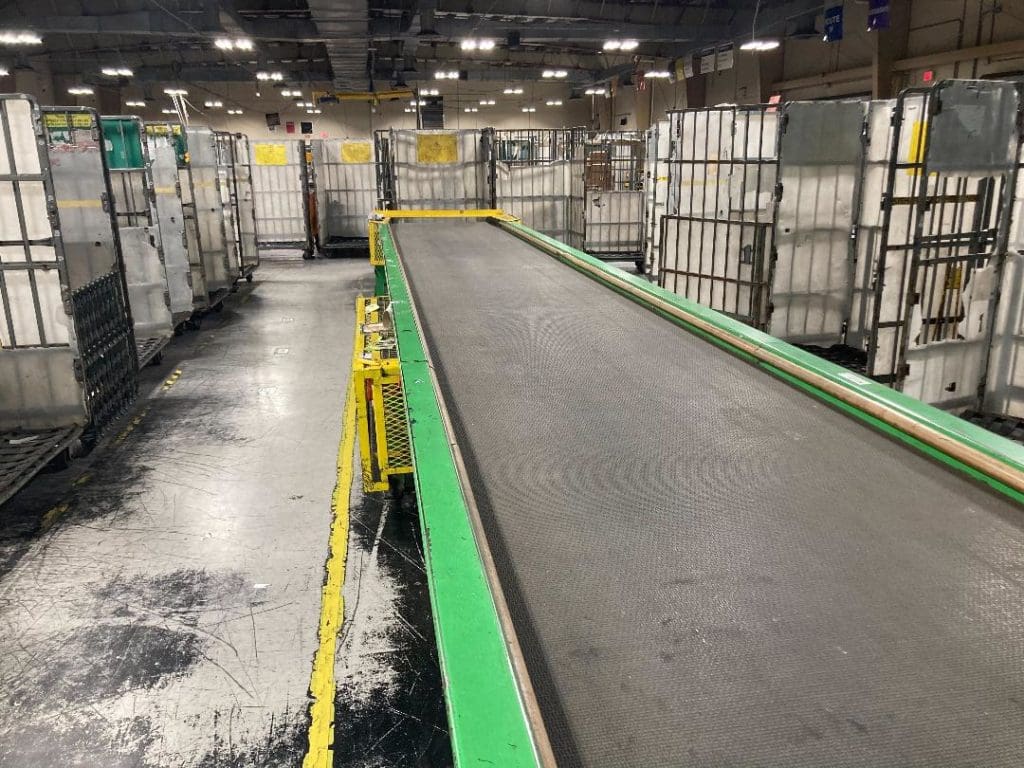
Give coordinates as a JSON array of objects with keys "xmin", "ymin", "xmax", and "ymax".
[
  {"xmin": 500, "ymin": 219, "xmax": 1024, "ymax": 504},
  {"xmin": 379, "ymin": 223, "xmax": 542, "ymax": 768}
]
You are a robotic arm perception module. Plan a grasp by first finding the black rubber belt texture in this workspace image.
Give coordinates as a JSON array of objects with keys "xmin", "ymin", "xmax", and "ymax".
[{"xmin": 393, "ymin": 219, "xmax": 1024, "ymax": 768}]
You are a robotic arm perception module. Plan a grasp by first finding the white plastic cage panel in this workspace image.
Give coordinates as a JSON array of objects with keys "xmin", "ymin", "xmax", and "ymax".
[
  {"xmin": 659, "ymin": 107, "xmax": 779, "ymax": 326},
  {"xmin": 866, "ymin": 82, "xmax": 1020, "ymax": 411},
  {"xmin": 250, "ymin": 139, "xmax": 309, "ymax": 246},
  {"xmin": 387, "ymin": 129, "xmax": 492, "ymax": 210},
  {"xmin": 186, "ymin": 127, "xmax": 234, "ymax": 292},
  {"xmin": 769, "ymin": 101, "xmax": 867, "ymax": 346},
  {"xmin": 313, "ymin": 139, "xmax": 376, "ymax": 242},
  {"xmin": 643, "ymin": 120, "xmax": 672, "ymax": 278},
  {"xmin": 110, "ymin": 167, "xmax": 173, "ymax": 344},
  {"xmin": 494, "ymin": 129, "xmax": 581, "ymax": 243},
  {"xmin": 148, "ymin": 140, "xmax": 193, "ymax": 319},
  {"xmin": 0, "ymin": 96, "xmax": 85, "ymax": 431}
]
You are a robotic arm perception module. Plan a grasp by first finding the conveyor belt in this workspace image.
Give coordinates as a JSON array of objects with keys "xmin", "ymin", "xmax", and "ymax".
[{"xmin": 393, "ymin": 219, "xmax": 1024, "ymax": 768}]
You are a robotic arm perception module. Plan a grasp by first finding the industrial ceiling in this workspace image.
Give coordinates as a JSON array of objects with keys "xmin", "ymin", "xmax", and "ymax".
[{"xmin": 3, "ymin": 0, "xmax": 826, "ymax": 95}]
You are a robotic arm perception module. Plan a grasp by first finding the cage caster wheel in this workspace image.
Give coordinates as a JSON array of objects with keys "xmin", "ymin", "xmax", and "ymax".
[
  {"xmin": 302, "ymin": 249, "xmax": 314, "ymax": 260},
  {"xmin": 634, "ymin": 259, "xmax": 646, "ymax": 274}
]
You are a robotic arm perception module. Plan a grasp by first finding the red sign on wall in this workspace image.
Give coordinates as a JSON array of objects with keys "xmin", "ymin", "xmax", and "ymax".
[{"xmin": 285, "ymin": 121, "xmax": 295, "ymax": 134}]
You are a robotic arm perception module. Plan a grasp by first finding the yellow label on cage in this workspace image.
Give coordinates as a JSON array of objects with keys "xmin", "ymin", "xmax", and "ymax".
[
  {"xmin": 416, "ymin": 134, "xmax": 458, "ymax": 164},
  {"xmin": 341, "ymin": 141, "xmax": 372, "ymax": 164},
  {"xmin": 43, "ymin": 113, "xmax": 92, "ymax": 129},
  {"xmin": 254, "ymin": 143, "xmax": 288, "ymax": 165},
  {"xmin": 906, "ymin": 119, "xmax": 926, "ymax": 175}
]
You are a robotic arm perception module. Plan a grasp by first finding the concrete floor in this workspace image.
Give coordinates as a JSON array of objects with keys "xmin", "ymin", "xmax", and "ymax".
[{"xmin": 0, "ymin": 254, "xmax": 448, "ymax": 767}]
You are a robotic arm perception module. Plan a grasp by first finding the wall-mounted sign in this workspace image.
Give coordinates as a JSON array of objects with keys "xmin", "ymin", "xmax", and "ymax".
[
  {"xmin": 699, "ymin": 48, "xmax": 716, "ymax": 74},
  {"xmin": 824, "ymin": 4, "xmax": 844, "ymax": 42},
  {"xmin": 285, "ymin": 121, "xmax": 295, "ymax": 134},
  {"xmin": 716, "ymin": 44, "xmax": 734, "ymax": 71},
  {"xmin": 867, "ymin": 0, "xmax": 891, "ymax": 31}
]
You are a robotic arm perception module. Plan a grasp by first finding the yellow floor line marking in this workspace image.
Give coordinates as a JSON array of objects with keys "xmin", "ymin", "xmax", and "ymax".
[
  {"xmin": 40, "ymin": 502, "xmax": 70, "ymax": 531},
  {"xmin": 72, "ymin": 473, "xmax": 91, "ymax": 487},
  {"xmin": 162, "ymin": 369, "xmax": 183, "ymax": 391},
  {"xmin": 302, "ymin": 380, "xmax": 356, "ymax": 768}
]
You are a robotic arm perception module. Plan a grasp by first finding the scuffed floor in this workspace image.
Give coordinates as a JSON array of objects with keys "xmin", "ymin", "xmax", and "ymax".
[{"xmin": 0, "ymin": 255, "xmax": 448, "ymax": 767}]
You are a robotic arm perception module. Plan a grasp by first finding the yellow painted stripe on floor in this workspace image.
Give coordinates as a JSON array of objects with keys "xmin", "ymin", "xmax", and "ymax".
[{"xmin": 302, "ymin": 379, "xmax": 356, "ymax": 768}]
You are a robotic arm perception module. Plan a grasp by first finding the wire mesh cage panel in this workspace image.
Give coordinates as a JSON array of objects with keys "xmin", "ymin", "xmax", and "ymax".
[
  {"xmin": 494, "ymin": 128, "xmax": 582, "ymax": 242},
  {"xmin": 145, "ymin": 134, "xmax": 192, "ymax": 321},
  {"xmin": 215, "ymin": 131, "xmax": 259, "ymax": 278},
  {"xmin": 186, "ymin": 127, "xmax": 234, "ymax": 294},
  {"xmin": 103, "ymin": 116, "xmax": 173, "ymax": 362},
  {"xmin": 386, "ymin": 129, "xmax": 494, "ymax": 210},
  {"xmin": 250, "ymin": 139, "xmax": 310, "ymax": 248},
  {"xmin": 865, "ymin": 81, "xmax": 1021, "ymax": 410},
  {"xmin": 1, "ymin": 97, "xmax": 138, "ymax": 503},
  {"xmin": 659, "ymin": 106, "xmax": 779, "ymax": 326},
  {"xmin": 582, "ymin": 131, "xmax": 645, "ymax": 258},
  {"xmin": 312, "ymin": 139, "xmax": 376, "ymax": 245},
  {"xmin": 768, "ymin": 100, "xmax": 867, "ymax": 345},
  {"xmin": 230, "ymin": 134, "xmax": 259, "ymax": 276},
  {"xmin": 643, "ymin": 120, "xmax": 672, "ymax": 278}
]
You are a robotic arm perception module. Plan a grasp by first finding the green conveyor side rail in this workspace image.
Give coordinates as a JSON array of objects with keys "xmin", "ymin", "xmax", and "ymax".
[
  {"xmin": 499, "ymin": 218, "xmax": 1024, "ymax": 505},
  {"xmin": 379, "ymin": 222, "xmax": 543, "ymax": 768}
]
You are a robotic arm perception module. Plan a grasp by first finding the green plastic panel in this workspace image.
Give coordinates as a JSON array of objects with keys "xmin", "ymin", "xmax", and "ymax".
[
  {"xmin": 379, "ymin": 223, "xmax": 543, "ymax": 768},
  {"xmin": 101, "ymin": 117, "xmax": 145, "ymax": 169}
]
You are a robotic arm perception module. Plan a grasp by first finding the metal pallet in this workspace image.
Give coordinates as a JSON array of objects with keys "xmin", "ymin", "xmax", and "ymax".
[{"xmin": 0, "ymin": 427, "xmax": 82, "ymax": 506}]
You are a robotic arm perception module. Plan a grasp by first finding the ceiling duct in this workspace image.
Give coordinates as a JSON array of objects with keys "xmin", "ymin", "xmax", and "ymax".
[{"xmin": 306, "ymin": 0, "xmax": 371, "ymax": 90}]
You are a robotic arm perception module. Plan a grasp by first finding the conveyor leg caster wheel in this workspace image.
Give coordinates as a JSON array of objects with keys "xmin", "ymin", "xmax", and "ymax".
[
  {"xmin": 302, "ymin": 248, "xmax": 314, "ymax": 260},
  {"xmin": 634, "ymin": 259, "xmax": 646, "ymax": 274},
  {"xmin": 245, "ymin": 272, "xmax": 254, "ymax": 283}
]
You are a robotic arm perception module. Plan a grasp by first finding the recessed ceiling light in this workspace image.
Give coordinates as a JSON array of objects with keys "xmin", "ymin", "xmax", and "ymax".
[{"xmin": 0, "ymin": 31, "xmax": 42, "ymax": 46}]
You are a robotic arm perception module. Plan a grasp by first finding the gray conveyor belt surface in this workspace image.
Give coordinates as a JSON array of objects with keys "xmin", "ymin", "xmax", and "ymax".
[{"xmin": 393, "ymin": 219, "xmax": 1024, "ymax": 768}]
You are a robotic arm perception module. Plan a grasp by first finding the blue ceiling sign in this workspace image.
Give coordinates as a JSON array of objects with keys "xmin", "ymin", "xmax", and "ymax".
[
  {"xmin": 867, "ymin": 0, "xmax": 891, "ymax": 31},
  {"xmin": 824, "ymin": 4, "xmax": 844, "ymax": 42}
]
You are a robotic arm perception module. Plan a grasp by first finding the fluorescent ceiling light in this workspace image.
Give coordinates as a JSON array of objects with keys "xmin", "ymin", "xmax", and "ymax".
[
  {"xmin": 603, "ymin": 40, "xmax": 638, "ymax": 51},
  {"xmin": 584, "ymin": 87, "xmax": 606, "ymax": 96},
  {"xmin": 740, "ymin": 39, "xmax": 781, "ymax": 52},
  {"xmin": 204, "ymin": 100, "xmax": 224, "ymax": 108},
  {"xmin": 479, "ymin": 99, "xmax": 496, "ymax": 105},
  {"xmin": 0, "ymin": 32, "xmax": 42, "ymax": 45},
  {"xmin": 256, "ymin": 71, "xmax": 283, "ymax": 81},
  {"xmin": 521, "ymin": 106, "xmax": 536, "ymax": 113},
  {"xmin": 645, "ymin": 70, "xmax": 671, "ymax": 79},
  {"xmin": 215, "ymin": 37, "xmax": 254, "ymax": 51},
  {"xmin": 67, "ymin": 87, "xmax": 93, "ymax": 95},
  {"xmin": 0, "ymin": 68, "xmax": 9, "ymax": 77},
  {"xmin": 542, "ymin": 69, "xmax": 568, "ymax": 78},
  {"xmin": 420, "ymin": 88, "xmax": 439, "ymax": 96},
  {"xmin": 503, "ymin": 87, "xmax": 523, "ymax": 95},
  {"xmin": 227, "ymin": 109, "xmax": 243, "ymax": 115},
  {"xmin": 306, "ymin": 109, "xmax": 321, "ymax": 114},
  {"xmin": 164, "ymin": 87, "xmax": 188, "ymax": 95},
  {"xmin": 125, "ymin": 100, "xmax": 146, "ymax": 107},
  {"xmin": 101, "ymin": 67, "xmax": 133, "ymax": 77},
  {"xmin": 463, "ymin": 107, "xmax": 478, "ymax": 113},
  {"xmin": 434, "ymin": 70, "xmax": 459, "ymax": 80},
  {"xmin": 545, "ymin": 99, "xmax": 563, "ymax": 106},
  {"xmin": 161, "ymin": 108, "xmax": 177, "ymax": 115}
]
